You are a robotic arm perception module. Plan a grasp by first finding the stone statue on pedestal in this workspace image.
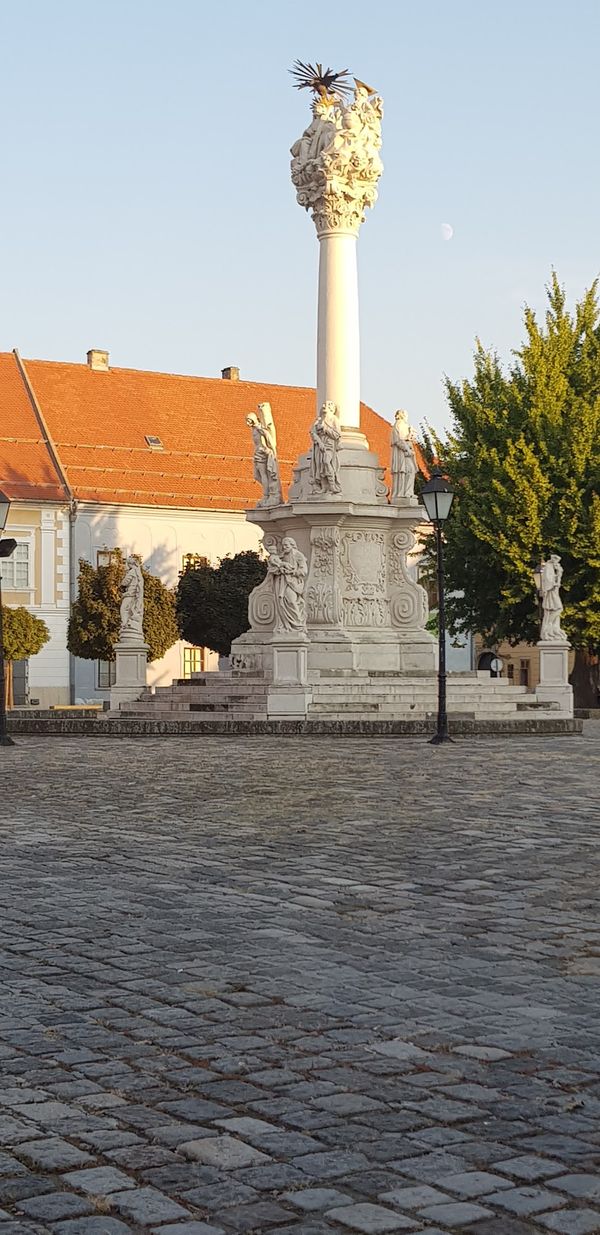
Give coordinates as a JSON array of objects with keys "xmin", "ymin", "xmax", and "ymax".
[
  {"xmin": 246, "ymin": 403, "xmax": 282, "ymax": 507},
  {"xmin": 310, "ymin": 401, "xmax": 342, "ymax": 494},
  {"xmin": 390, "ymin": 410, "xmax": 417, "ymax": 501},
  {"xmin": 539, "ymin": 554, "xmax": 568, "ymax": 641},
  {"xmin": 266, "ymin": 537, "xmax": 308, "ymax": 632},
  {"xmin": 120, "ymin": 556, "xmax": 144, "ymax": 642}
]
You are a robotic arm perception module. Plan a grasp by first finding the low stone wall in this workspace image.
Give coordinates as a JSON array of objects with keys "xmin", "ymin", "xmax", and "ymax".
[{"xmin": 7, "ymin": 714, "xmax": 583, "ymax": 738}]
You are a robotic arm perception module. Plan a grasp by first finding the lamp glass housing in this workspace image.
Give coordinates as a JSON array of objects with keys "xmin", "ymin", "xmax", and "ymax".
[{"xmin": 421, "ymin": 472, "xmax": 454, "ymax": 524}]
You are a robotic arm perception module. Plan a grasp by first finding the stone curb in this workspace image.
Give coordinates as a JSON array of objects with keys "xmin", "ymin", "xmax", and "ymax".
[{"xmin": 6, "ymin": 716, "xmax": 583, "ymax": 738}]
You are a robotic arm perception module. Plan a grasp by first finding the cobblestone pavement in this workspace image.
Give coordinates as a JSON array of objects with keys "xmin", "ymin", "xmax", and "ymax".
[{"xmin": 1, "ymin": 734, "xmax": 600, "ymax": 1235}]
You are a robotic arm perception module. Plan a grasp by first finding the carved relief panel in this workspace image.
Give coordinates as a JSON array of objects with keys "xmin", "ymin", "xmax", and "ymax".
[
  {"xmin": 339, "ymin": 530, "xmax": 389, "ymax": 627},
  {"xmin": 388, "ymin": 529, "xmax": 428, "ymax": 629},
  {"xmin": 305, "ymin": 526, "xmax": 342, "ymax": 626}
]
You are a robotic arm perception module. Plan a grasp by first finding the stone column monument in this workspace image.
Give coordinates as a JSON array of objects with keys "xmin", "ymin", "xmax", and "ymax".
[
  {"xmin": 110, "ymin": 556, "xmax": 149, "ymax": 709},
  {"xmin": 231, "ymin": 64, "xmax": 436, "ymax": 700}
]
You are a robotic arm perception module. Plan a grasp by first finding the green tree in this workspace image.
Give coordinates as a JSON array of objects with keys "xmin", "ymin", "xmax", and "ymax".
[
  {"xmin": 176, "ymin": 550, "xmax": 267, "ymax": 656},
  {"xmin": 432, "ymin": 274, "xmax": 600, "ymax": 706},
  {"xmin": 1, "ymin": 605, "xmax": 50, "ymax": 707},
  {"xmin": 67, "ymin": 552, "xmax": 179, "ymax": 664}
]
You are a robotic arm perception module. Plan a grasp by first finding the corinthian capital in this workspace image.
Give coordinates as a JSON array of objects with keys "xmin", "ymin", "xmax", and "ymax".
[{"xmin": 290, "ymin": 83, "xmax": 383, "ymax": 236}]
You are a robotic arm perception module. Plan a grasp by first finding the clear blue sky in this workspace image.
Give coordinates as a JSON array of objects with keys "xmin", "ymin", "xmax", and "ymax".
[{"xmin": 2, "ymin": 0, "xmax": 598, "ymax": 432}]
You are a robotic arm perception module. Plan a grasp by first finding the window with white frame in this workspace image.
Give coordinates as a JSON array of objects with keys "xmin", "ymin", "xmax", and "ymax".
[
  {"xmin": 0, "ymin": 542, "xmax": 30, "ymax": 589},
  {"xmin": 97, "ymin": 660, "xmax": 117, "ymax": 688},
  {"xmin": 97, "ymin": 549, "xmax": 120, "ymax": 567}
]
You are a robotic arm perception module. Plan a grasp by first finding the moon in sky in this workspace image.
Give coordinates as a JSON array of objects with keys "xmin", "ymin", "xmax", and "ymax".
[{"xmin": 441, "ymin": 222, "xmax": 454, "ymax": 241}]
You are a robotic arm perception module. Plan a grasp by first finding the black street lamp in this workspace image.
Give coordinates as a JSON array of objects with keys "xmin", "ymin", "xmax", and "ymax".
[
  {"xmin": 0, "ymin": 490, "xmax": 17, "ymax": 748},
  {"xmin": 421, "ymin": 468, "xmax": 456, "ymax": 745}
]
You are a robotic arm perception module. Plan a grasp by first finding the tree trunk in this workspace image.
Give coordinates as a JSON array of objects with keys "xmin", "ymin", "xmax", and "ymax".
[{"xmin": 570, "ymin": 646, "xmax": 599, "ymax": 710}]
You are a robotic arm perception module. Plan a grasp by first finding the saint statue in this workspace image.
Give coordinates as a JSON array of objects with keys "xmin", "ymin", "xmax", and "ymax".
[
  {"xmin": 267, "ymin": 537, "xmax": 308, "ymax": 632},
  {"xmin": 390, "ymin": 409, "xmax": 417, "ymax": 501},
  {"xmin": 120, "ymin": 556, "xmax": 144, "ymax": 642},
  {"xmin": 539, "ymin": 554, "xmax": 568, "ymax": 641},
  {"xmin": 310, "ymin": 401, "xmax": 342, "ymax": 495},
  {"xmin": 246, "ymin": 403, "xmax": 282, "ymax": 506}
]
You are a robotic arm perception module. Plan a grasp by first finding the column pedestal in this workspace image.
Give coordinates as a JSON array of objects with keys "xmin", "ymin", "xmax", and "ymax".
[
  {"xmin": 536, "ymin": 640, "xmax": 573, "ymax": 716},
  {"xmin": 231, "ymin": 445, "xmax": 436, "ymax": 683},
  {"xmin": 110, "ymin": 640, "xmax": 149, "ymax": 710},
  {"xmin": 267, "ymin": 635, "xmax": 312, "ymax": 719}
]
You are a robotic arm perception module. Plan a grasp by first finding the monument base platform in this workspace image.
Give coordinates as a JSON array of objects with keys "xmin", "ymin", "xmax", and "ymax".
[
  {"xmin": 114, "ymin": 667, "xmax": 562, "ymax": 726},
  {"xmin": 109, "ymin": 640, "xmax": 149, "ymax": 710}
]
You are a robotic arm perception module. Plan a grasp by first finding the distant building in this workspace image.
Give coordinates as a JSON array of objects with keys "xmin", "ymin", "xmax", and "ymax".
[{"xmin": 0, "ymin": 348, "xmax": 393, "ymax": 705}]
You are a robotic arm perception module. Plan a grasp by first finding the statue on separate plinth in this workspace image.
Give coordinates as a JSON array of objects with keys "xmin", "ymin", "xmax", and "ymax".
[
  {"xmin": 539, "ymin": 554, "xmax": 568, "ymax": 641},
  {"xmin": 310, "ymin": 401, "xmax": 342, "ymax": 494},
  {"xmin": 290, "ymin": 62, "xmax": 383, "ymax": 235},
  {"xmin": 267, "ymin": 537, "xmax": 308, "ymax": 632},
  {"xmin": 246, "ymin": 403, "xmax": 282, "ymax": 507},
  {"xmin": 119, "ymin": 556, "xmax": 144, "ymax": 642},
  {"xmin": 390, "ymin": 410, "xmax": 417, "ymax": 501}
]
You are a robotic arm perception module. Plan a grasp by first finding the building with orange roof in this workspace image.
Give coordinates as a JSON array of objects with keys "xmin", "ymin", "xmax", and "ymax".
[{"xmin": 0, "ymin": 347, "xmax": 397, "ymax": 704}]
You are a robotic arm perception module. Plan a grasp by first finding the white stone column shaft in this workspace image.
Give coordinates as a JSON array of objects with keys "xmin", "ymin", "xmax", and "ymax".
[{"xmin": 316, "ymin": 229, "xmax": 361, "ymax": 432}]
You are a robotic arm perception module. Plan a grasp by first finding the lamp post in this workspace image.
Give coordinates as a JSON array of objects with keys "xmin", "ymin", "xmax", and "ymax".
[
  {"xmin": 0, "ymin": 490, "xmax": 17, "ymax": 747},
  {"xmin": 421, "ymin": 468, "xmax": 455, "ymax": 745}
]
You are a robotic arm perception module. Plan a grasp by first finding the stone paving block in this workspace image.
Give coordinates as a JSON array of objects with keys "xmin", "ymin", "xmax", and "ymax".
[
  {"xmin": 211, "ymin": 1201, "xmax": 295, "ymax": 1230},
  {"xmin": 62, "ymin": 1167, "xmax": 136, "ymax": 1195},
  {"xmin": 179, "ymin": 1135, "xmax": 271, "ymax": 1169},
  {"xmin": 18, "ymin": 1192, "xmax": 94, "ymax": 1221},
  {"xmin": 537, "ymin": 1210, "xmax": 600, "ymax": 1233},
  {"xmin": 452, "ymin": 1046, "xmax": 513, "ymax": 1061},
  {"xmin": 108, "ymin": 1143, "xmax": 180, "ymax": 1170},
  {"xmin": 456, "ymin": 1140, "xmax": 515, "ymax": 1166},
  {"xmin": 366, "ymin": 1041, "xmax": 430, "ymax": 1063},
  {"xmin": 52, "ymin": 1219, "xmax": 133, "ymax": 1235},
  {"xmin": 107, "ymin": 1186, "xmax": 190, "ymax": 1224},
  {"xmin": 214, "ymin": 1117, "xmax": 279, "ymax": 1139},
  {"xmin": 493, "ymin": 1154, "xmax": 567, "ymax": 1181},
  {"xmin": 295, "ymin": 1150, "xmax": 370, "ymax": 1179},
  {"xmin": 0, "ymin": 1118, "xmax": 41, "ymax": 1145},
  {"xmin": 337, "ymin": 1169, "xmax": 411, "ymax": 1198},
  {"xmin": 314, "ymin": 1095, "xmax": 384, "ymax": 1116},
  {"xmin": 151, "ymin": 1225, "xmax": 225, "ymax": 1235},
  {"xmin": 552, "ymin": 1175, "xmax": 600, "ymax": 1200},
  {"xmin": 417, "ymin": 1200, "xmax": 494, "ymax": 1225},
  {"xmin": 16, "ymin": 1139, "xmax": 95, "ymax": 1171},
  {"xmin": 235, "ymin": 1162, "xmax": 310, "ymax": 1191},
  {"xmin": 0, "ymin": 1225, "xmax": 50, "ymax": 1235},
  {"xmin": 379, "ymin": 1184, "xmax": 453, "ymax": 1208},
  {"xmin": 485, "ymin": 1184, "xmax": 568, "ymax": 1214},
  {"xmin": 6, "ymin": 1102, "xmax": 80, "ymax": 1127},
  {"xmin": 437, "ymin": 1169, "xmax": 514, "ymax": 1196},
  {"xmin": 272, "ymin": 1227, "xmax": 340, "ymax": 1235},
  {"xmin": 325, "ymin": 1203, "xmax": 419, "ymax": 1231},
  {"xmin": 151, "ymin": 1123, "xmax": 216, "ymax": 1147},
  {"xmin": 0, "ymin": 1155, "xmax": 27, "ymax": 1178},
  {"xmin": 0, "ymin": 1176, "xmax": 56, "ymax": 1203},
  {"xmin": 390, "ymin": 1151, "xmax": 468, "ymax": 1182},
  {"xmin": 282, "ymin": 1186, "xmax": 354, "ymax": 1211},
  {"xmin": 465, "ymin": 1220, "xmax": 544, "ymax": 1235},
  {"xmin": 181, "ymin": 1181, "xmax": 259, "ymax": 1209}
]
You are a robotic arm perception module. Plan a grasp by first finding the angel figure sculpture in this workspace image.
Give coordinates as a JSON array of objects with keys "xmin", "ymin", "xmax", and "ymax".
[{"xmin": 246, "ymin": 403, "xmax": 282, "ymax": 506}]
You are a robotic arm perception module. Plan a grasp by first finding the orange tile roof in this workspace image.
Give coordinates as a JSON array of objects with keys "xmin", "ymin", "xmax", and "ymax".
[
  {"xmin": 0, "ymin": 353, "xmax": 67, "ymax": 501},
  {"xmin": 0, "ymin": 352, "xmax": 394, "ymax": 510}
]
